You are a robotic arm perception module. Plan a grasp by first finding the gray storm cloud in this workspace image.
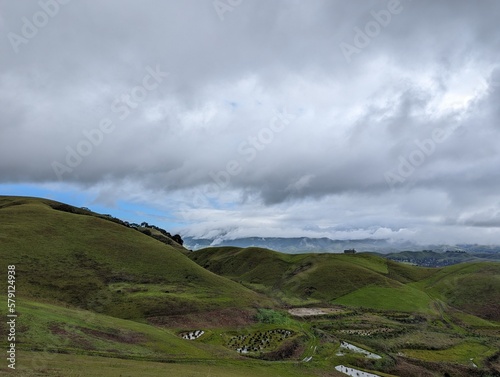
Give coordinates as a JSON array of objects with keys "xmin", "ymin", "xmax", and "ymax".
[{"xmin": 1, "ymin": 0, "xmax": 500, "ymax": 243}]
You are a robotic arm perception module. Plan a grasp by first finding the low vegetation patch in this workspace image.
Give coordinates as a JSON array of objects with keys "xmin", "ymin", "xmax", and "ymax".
[
  {"xmin": 255, "ymin": 309, "xmax": 291, "ymax": 325},
  {"xmin": 402, "ymin": 341, "xmax": 495, "ymax": 367}
]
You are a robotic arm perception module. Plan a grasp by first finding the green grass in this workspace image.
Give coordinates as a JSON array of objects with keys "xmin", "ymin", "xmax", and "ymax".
[
  {"xmin": 402, "ymin": 341, "xmax": 496, "ymax": 366},
  {"xmin": 3, "ymin": 351, "xmax": 322, "ymax": 377},
  {"xmin": 0, "ymin": 296, "xmax": 224, "ymax": 361},
  {"xmin": 255, "ymin": 309, "xmax": 292, "ymax": 325},
  {"xmin": 191, "ymin": 245, "xmax": 500, "ymax": 321},
  {"xmin": 416, "ymin": 262, "xmax": 500, "ymax": 321},
  {"xmin": 190, "ymin": 247, "xmax": 431, "ymax": 305},
  {"xmin": 191, "ymin": 246, "xmax": 442, "ymax": 312},
  {"xmin": 452, "ymin": 311, "xmax": 500, "ymax": 328},
  {"xmin": 383, "ymin": 329, "xmax": 463, "ymax": 351},
  {"xmin": 2, "ymin": 195, "xmax": 500, "ymax": 376},
  {"xmin": 0, "ymin": 196, "xmax": 270, "ymax": 321},
  {"xmin": 385, "ymin": 259, "xmax": 436, "ymax": 283},
  {"xmin": 333, "ymin": 285, "xmax": 435, "ymax": 313}
]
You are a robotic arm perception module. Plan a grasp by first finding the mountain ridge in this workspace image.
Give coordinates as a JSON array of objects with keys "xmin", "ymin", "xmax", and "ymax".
[{"xmin": 185, "ymin": 235, "xmax": 500, "ymax": 255}]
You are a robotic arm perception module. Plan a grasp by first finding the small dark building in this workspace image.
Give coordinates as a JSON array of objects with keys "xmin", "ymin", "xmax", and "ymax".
[{"xmin": 344, "ymin": 248, "xmax": 357, "ymax": 254}]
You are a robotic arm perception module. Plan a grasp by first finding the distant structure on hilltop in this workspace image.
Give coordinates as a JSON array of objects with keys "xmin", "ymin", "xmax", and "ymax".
[{"xmin": 344, "ymin": 248, "xmax": 357, "ymax": 254}]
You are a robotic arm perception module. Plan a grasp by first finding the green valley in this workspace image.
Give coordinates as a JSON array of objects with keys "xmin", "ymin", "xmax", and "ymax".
[{"xmin": 1, "ymin": 196, "xmax": 499, "ymax": 377}]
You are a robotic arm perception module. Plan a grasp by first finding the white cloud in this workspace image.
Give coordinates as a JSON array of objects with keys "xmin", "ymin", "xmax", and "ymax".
[{"xmin": 1, "ymin": 0, "xmax": 500, "ymax": 244}]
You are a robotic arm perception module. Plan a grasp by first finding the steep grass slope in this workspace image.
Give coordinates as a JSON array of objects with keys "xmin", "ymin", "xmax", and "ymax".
[{"xmin": 0, "ymin": 196, "xmax": 269, "ymax": 321}]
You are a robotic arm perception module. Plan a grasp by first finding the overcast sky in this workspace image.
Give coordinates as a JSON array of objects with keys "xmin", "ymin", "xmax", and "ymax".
[{"xmin": 1, "ymin": 0, "xmax": 500, "ymax": 245}]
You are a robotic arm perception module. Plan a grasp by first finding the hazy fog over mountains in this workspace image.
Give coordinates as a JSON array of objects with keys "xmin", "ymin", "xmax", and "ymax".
[
  {"xmin": 184, "ymin": 236, "xmax": 500, "ymax": 254},
  {"xmin": 1, "ymin": 1, "xmax": 500, "ymax": 245}
]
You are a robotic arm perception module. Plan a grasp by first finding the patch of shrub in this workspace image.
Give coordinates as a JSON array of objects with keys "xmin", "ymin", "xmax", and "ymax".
[
  {"xmin": 255, "ymin": 309, "xmax": 291, "ymax": 325},
  {"xmin": 172, "ymin": 234, "xmax": 184, "ymax": 245},
  {"xmin": 260, "ymin": 338, "xmax": 301, "ymax": 361}
]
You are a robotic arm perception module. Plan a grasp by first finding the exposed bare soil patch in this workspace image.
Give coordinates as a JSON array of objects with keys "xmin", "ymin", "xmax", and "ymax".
[{"xmin": 288, "ymin": 307, "xmax": 346, "ymax": 317}]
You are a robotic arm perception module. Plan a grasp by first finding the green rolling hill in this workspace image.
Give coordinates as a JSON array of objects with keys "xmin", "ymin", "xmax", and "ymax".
[
  {"xmin": 189, "ymin": 246, "xmax": 437, "ymax": 310},
  {"xmin": 0, "ymin": 196, "xmax": 270, "ymax": 322},
  {"xmin": 190, "ymin": 246, "xmax": 500, "ymax": 321},
  {"xmin": 416, "ymin": 262, "xmax": 500, "ymax": 321},
  {"xmin": 1, "ymin": 195, "xmax": 499, "ymax": 377}
]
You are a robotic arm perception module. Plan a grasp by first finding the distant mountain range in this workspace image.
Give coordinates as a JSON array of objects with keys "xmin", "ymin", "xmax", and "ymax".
[
  {"xmin": 184, "ymin": 236, "xmax": 500, "ymax": 255},
  {"xmin": 381, "ymin": 249, "xmax": 500, "ymax": 267}
]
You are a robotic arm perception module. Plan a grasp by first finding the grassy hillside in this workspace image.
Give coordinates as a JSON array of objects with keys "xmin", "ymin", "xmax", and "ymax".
[
  {"xmin": 333, "ymin": 285, "xmax": 434, "ymax": 313},
  {"xmin": 190, "ymin": 246, "xmax": 500, "ymax": 321},
  {"xmin": 0, "ymin": 296, "xmax": 218, "ymax": 360},
  {"xmin": 416, "ymin": 262, "xmax": 500, "ymax": 321},
  {"xmin": 1, "ymin": 196, "xmax": 499, "ymax": 376},
  {"xmin": 189, "ymin": 246, "xmax": 440, "ymax": 312},
  {"xmin": 0, "ymin": 196, "xmax": 270, "ymax": 321},
  {"xmin": 5, "ymin": 351, "xmax": 323, "ymax": 377},
  {"xmin": 0, "ymin": 296, "xmax": 324, "ymax": 376}
]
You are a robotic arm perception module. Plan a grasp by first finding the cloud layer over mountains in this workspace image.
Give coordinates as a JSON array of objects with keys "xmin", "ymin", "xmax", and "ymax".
[{"xmin": 1, "ymin": 0, "xmax": 500, "ymax": 244}]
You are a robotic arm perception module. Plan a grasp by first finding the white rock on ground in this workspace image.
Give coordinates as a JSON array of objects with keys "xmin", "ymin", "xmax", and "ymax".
[
  {"xmin": 335, "ymin": 365, "xmax": 382, "ymax": 377},
  {"xmin": 181, "ymin": 330, "xmax": 205, "ymax": 340},
  {"xmin": 338, "ymin": 341, "xmax": 381, "ymax": 359}
]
